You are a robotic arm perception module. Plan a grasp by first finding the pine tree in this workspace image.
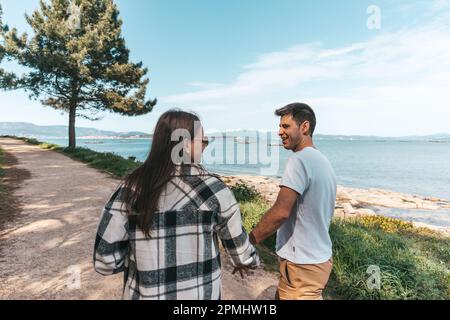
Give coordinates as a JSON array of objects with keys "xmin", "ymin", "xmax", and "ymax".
[
  {"xmin": 0, "ymin": 0, "xmax": 156, "ymax": 148},
  {"xmin": 0, "ymin": 5, "xmax": 18, "ymax": 89}
]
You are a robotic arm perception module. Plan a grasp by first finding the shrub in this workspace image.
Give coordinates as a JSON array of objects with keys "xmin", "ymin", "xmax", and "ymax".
[{"xmin": 231, "ymin": 182, "xmax": 262, "ymax": 203}]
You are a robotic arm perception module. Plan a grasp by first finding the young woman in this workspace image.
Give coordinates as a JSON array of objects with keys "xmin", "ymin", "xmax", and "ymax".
[{"xmin": 93, "ymin": 110, "xmax": 259, "ymax": 300}]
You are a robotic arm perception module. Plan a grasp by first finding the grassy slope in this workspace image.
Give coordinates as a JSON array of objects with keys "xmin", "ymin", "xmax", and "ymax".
[
  {"xmin": 6, "ymin": 136, "xmax": 450, "ymax": 299},
  {"xmin": 236, "ymin": 185, "xmax": 450, "ymax": 300},
  {"xmin": 0, "ymin": 147, "xmax": 7, "ymax": 216},
  {"xmin": 0, "ymin": 146, "xmax": 16, "ymax": 228},
  {"xmin": 7, "ymin": 136, "xmax": 141, "ymax": 179}
]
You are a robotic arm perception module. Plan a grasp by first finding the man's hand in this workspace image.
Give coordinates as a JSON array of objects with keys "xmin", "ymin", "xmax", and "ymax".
[{"xmin": 232, "ymin": 266, "xmax": 254, "ymax": 279}]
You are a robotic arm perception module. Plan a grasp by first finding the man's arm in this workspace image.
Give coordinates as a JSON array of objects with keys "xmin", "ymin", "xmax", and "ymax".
[{"xmin": 249, "ymin": 187, "xmax": 299, "ymax": 245}]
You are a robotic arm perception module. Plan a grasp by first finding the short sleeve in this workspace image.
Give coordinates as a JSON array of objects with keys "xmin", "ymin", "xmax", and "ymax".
[{"xmin": 280, "ymin": 155, "xmax": 309, "ymax": 196}]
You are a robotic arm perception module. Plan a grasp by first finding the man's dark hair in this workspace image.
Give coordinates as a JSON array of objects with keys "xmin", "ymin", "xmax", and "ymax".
[{"xmin": 275, "ymin": 103, "xmax": 316, "ymax": 137}]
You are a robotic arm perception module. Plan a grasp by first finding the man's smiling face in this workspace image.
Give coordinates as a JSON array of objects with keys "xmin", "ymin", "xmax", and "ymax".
[
  {"xmin": 278, "ymin": 114, "xmax": 312, "ymax": 152},
  {"xmin": 278, "ymin": 115, "xmax": 302, "ymax": 151}
]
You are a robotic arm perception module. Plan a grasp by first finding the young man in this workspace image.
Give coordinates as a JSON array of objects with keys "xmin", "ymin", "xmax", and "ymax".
[{"xmin": 249, "ymin": 103, "xmax": 337, "ymax": 300}]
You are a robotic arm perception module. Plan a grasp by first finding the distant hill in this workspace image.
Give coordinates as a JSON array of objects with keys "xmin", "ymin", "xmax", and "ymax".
[
  {"xmin": 397, "ymin": 133, "xmax": 450, "ymax": 141},
  {"xmin": 1, "ymin": 123, "xmax": 449, "ymax": 141},
  {"xmin": 0, "ymin": 122, "xmax": 152, "ymax": 139}
]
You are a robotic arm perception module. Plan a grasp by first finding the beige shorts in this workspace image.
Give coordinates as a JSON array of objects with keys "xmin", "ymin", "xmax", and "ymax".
[{"xmin": 276, "ymin": 257, "xmax": 333, "ymax": 300}]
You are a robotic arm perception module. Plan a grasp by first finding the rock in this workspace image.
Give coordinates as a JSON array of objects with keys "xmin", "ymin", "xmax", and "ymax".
[
  {"xmin": 421, "ymin": 203, "xmax": 440, "ymax": 210},
  {"xmin": 337, "ymin": 189, "xmax": 352, "ymax": 201},
  {"xmin": 334, "ymin": 209, "xmax": 346, "ymax": 219},
  {"xmin": 343, "ymin": 203, "xmax": 355, "ymax": 215},
  {"xmin": 424, "ymin": 196, "xmax": 441, "ymax": 202},
  {"xmin": 350, "ymin": 199, "xmax": 359, "ymax": 207},
  {"xmin": 354, "ymin": 209, "xmax": 376, "ymax": 216},
  {"xmin": 412, "ymin": 199, "xmax": 423, "ymax": 208}
]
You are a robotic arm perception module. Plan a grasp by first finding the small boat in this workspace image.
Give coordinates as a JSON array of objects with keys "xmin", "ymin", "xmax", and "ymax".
[{"xmin": 234, "ymin": 137, "xmax": 251, "ymax": 144}]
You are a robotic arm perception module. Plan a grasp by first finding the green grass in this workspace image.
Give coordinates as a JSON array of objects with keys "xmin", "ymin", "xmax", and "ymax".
[
  {"xmin": 0, "ymin": 147, "xmax": 10, "ymax": 218},
  {"xmin": 0, "ymin": 147, "xmax": 5, "ymax": 177},
  {"xmin": 5, "ymin": 136, "xmax": 141, "ymax": 179},
  {"xmin": 329, "ymin": 216, "xmax": 449, "ymax": 299},
  {"xmin": 62, "ymin": 147, "xmax": 141, "ymax": 178},
  {"xmin": 230, "ymin": 182, "xmax": 262, "ymax": 203},
  {"xmin": 239, "ymin": 197, "xmax": 279, "ymax": 271},
  {"xmin": 233, "ymin": 182, "xmax": 450, "ymax": 300}
]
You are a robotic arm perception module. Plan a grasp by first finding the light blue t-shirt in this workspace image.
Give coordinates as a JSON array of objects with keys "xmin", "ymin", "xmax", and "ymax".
[{"xmin": 277, "ymin": 147, "xmax": 337, "ymax": 264}]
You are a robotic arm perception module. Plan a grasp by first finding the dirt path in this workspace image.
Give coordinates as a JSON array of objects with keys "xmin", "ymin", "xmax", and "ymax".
[{"xmin": 0, "ymin": 138, "xmax": 278, "ymax": 300}]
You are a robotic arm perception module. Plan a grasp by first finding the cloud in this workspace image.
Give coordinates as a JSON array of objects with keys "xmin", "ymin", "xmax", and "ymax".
[
  {"xmin": 160, "ymin": 2, "xmax": 450, "ymax": 135},
  {"xmin": 431, "ymin": 0, "xmax": 450, "ymax": 12}
]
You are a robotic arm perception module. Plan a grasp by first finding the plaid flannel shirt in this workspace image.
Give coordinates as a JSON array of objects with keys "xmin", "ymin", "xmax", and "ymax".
[{"xmin": 93, "ymin": 165, "xmax": 259, "ymax": 300}]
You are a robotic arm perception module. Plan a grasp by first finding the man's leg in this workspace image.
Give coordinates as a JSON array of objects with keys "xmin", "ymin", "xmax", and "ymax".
[{"xmin": 277, "ymin": 258, "xmax": 333, "ymax": 300}]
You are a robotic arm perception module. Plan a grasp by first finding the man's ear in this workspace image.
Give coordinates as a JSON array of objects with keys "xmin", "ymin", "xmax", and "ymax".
[{"xmin": 301, "ymin": 121, "xmax": 310, "ymax": 135}]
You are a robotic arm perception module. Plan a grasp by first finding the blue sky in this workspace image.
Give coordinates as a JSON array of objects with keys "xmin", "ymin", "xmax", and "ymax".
[{"xmin": 1, "ymin": 0, "xmax": 450, "ymax": 136}]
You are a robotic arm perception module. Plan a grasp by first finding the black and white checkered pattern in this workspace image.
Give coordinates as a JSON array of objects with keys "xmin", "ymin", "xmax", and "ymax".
[{"xmin": 93, "ymin": 165, "xmax": 259, "ymax": 300}]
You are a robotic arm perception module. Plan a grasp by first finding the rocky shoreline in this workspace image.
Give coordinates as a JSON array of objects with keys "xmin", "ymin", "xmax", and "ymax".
[{"xmin": 222, "ymin": 175, "xmax": 450, "ymax": 237}]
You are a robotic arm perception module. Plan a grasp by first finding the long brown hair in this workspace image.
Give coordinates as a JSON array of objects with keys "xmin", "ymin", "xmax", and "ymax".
[{"xmin": 122, "ymin": 110, "xmax": 201, "ymax": 238}]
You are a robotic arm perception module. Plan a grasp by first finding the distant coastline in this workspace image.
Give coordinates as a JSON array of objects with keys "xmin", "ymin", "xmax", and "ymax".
[
  {"xmin": 1, "ymin": 122, "xmax": 450, "ymax": 142},
  {"xmin": 78, "ymin": 136, "xmax": 152, "ymax": 140}
]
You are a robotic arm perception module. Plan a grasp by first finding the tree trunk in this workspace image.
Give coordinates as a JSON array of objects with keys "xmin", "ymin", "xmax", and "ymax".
[{"xmin": 68, "ymin": 105, "xmax": 77, "ymax": 148}]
